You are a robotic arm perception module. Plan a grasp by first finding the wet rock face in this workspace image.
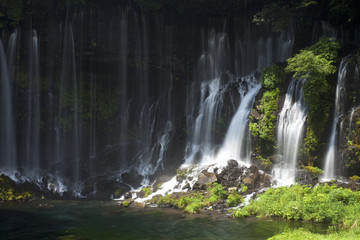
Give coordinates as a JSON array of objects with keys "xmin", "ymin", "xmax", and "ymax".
[
  {"xmin": 296, "ymin": 170, "xmax": 320, "ymax": 185},
  {"xmin": 241, "ymin": 165, "xmax": 271, "ymax": 190},
  {"xmin": 215, "ymin": 160, "xmax": 272, "ymax": 191},
  {"xmin": 81, "ymin": 177, "xmax": 131, "ymax": 199},
  {"xmin": 216, "ymin": 160, "xmax": 244, "ymax": 187}
]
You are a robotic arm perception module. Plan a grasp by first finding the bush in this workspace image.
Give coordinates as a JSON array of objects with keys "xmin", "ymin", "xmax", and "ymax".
[
  {"xmin": 226, "ymin": 192, "xmax": 244, "ymax": 207},
  {"xmin": 122, "ymin": 200, "xmax": 131, "ymax": 207},
  {"xmin": 302, "ymin": 165, "xmax": 324, "ymax": 175},
  {"xmin": 208, "ymin": 183, "xmax": 228, "ymax": 203},
  {"xmin": 350, "ymin": 175, "xmax": 360, "ymax": 181},
  {"xmin": 260, "ymin": 64, "xmax": 285, "ymax": 90},
  {"xmin": 0, "ymin": 176, "xmax": 33, "ymax": 201},
  {"xmin": 141, "ymin": 187, "xmax": 152, "ymax": 198}
]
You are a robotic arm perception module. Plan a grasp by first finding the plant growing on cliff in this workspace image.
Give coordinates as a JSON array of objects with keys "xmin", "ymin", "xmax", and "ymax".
[
  {"xmin": 250, "ymin": 64, "xmax": 283, "ymax": 158},
  {"xmin": 302, "ymin": 165, "xmax": 324, "ymax": 175},
  {"xmin": 260, "ymin": 64, "xmax": 285, "ymax": 89},
  {"xmin": 249, "ymin": 88, "xmax": 279, "ymax": 142}
]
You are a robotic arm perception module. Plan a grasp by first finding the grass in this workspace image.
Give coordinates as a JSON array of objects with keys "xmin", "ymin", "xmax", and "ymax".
[
  {"xmin": 233, "ymin": 184, "xmax": 360, "ymax": 226},
  {"xmin": 232, "ymin": 184, "xmax": 360, "ymax": 239},
  {"xmin": 268, "ymin": 227, "xmax": 360, "ymax": 240}
]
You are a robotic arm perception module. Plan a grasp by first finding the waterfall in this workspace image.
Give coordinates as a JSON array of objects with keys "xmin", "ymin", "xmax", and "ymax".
[
  {"xmin": 0, "ymin": 38, "xmax": 17, "ymax": 171},
  {"xmin": 234, "ymin": 19, "xmax": 294, "ymax": 76},
  {"xmin": 0, "ymin": 10, "xmax": 296, "ymax": 195},
  {"xmin": 349, "ymin": 107, "xmax": 356, "ymax": 131},
  {"xmin": 274, "ymin": 79, "xmax": 307, "ymax": 186},
  {"xmin": 212, "ymin": 76, "xmax": 261, "ymax": 165},
  {"xmin": 323, "ymin": 58, "xmax": 348, "ymax": 180},
  {"xmin": 119, "ymin": 8, "xmax": 129, "ymax": 169},
  {"xmin": 184, "ymin": 29, "xmax": 230, "ymax": 165},
  {"xmin": 185, "ymin": 22, "xmax": 294, "ymax": 166},
  {"xmin": 25, "ymin": 30, "xmax": 41, "ymax": 177}
]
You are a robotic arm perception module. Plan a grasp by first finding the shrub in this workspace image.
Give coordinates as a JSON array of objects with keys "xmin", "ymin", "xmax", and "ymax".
[
  {"xmin": 260, "ymin": 64, "xmax": 285, "ymax": 90},
  {"xmin": 141, "ymin": 187, "xmax": 152, "ymax": 198},
  {"xmin": 226, "ymin": 192, "xmax": 244, "ymax": 207},
  {"xmin": 208, "ymin": 183, "xmax": 228, "ymax": 203},
  {"xmin": 350, "ymin": 175, "xmax": 360, "ymax": 181},
  {"xmin": 122, "ymin": 200, "xmax": 131, "ymax": 207},
  {"xmin": 302, "ymin": 165, "xmax": 324, "ymax": 175}
]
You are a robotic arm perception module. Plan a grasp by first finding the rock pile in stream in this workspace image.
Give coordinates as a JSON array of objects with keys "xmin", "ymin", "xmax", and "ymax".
[{"xmin": 191, "ymin": 160, "xmax": 272, "ymax": 192}]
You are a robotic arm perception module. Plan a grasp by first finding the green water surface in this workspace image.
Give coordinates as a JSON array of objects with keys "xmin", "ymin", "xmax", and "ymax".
[{"xmin": 0, "ymin": 200, "xmax": 328, "ymax": 240}]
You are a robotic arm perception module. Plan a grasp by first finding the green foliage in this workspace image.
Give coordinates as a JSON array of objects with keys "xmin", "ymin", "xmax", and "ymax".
[
  {"xmin": 303, "ymin": 127, "xmax": 319, "ymax": 163},
  {"xmin": 329, "ymin": 0, "xmax": 360, "ymax": 24},
  {"xmin": 149, "ymin": 183, "xmax": 231, "ymax": 214},
  {"xmin": 286, "ymin": 38, "xmax": 340, "ymax": 162},
  {"xmin": 268, "ymin": 227, "xmax": 360, "ymax": 240},
  {"xmin": 141, "ymin": 187, "xmax": 152, "ymax": 198},
  {"xmin": 232, "ymin": 184, "xmax": 360, "ymax": 227},
  {"xmin": 184, "ymin": 198, "xmax": 205, "ymax": 214},
  {"xmin": 249, "ymin": 64, "xmax": 283, "ymax": 159},
  {"xmin": 176, "ymin": 168, "xmax": 192, "ymax": 182},
  {"xmin": 208, "ymin": 183, "xmax": 228, "ymax": 203},
  {"xmin": 176, "ymin": 193, "xmax": 206, "ymax": 214},
  {"xmin": 344, "ymin": 120, "xmax": 360, "ymax": 173},
  {"xmin": 151, "ymin": 194, "xmax": 176, "ymax": 206},
  {"xmin": 258, "ymin": 155, "xmax": 273, "ymax": 168},
  {"xmin": 0, "ymin": 176, "xmax": 33, "ymax": 201},
  {"xmin": 302, "ymin": 165, "xmax": 324, "ymax": 175},
  {"xmin": 113, "ymin": 189, "xmax": 123, "ymax": 198},
  {"xmin": 122, "ymin": 200, "xmax": 131, "ymax": 207},
  {"xmin": 249, "ymin": 88, "xmax": 280, "ymax": 156},
  {"xmin": 241, "ymin": 185, "xmax": 248, "ymax": 193},
  {"xmin": 350, "ymin": 175, "xmax": 360, "ymax": 181},
  {"xmin": 0, "ymin": 0, "xmax": 24, "ymax": 28},
  {"xmin": 260, "ymin": 64, "xmax": 285, "ymax": 90},
  {"xmin": 253, "ymin": 0, "xmax": 318, "ymax": 31},
  {"xmin": 286, "ymin": 50, "xmax": 336, "ymax": 79},
  {"xmin": 226, "ymin": 192, "xmax": 244, "ymax": 207}
]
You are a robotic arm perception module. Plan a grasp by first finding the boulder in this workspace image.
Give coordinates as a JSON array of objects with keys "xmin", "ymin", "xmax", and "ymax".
[
  {"xmin": 296, "ymin": 169, "xmax": 319, "ymax": 186},
  {"xmin": 227, "ymin": 159, "xmax": 239, "ymax": 168},
  {"xmin": 82, "ymin": 177, "xmax": 131, "ymax": 199},
  {"xmin": 192, "ymin": 171, "xmax": 217, "ymax": 190},
  {"xmin": 241, "ymin": 165, "xmax": 271, "ymax": 190},
  {"xmin": 129, "ymin": 201, "xmax": 146, "ymax": 208},
  {"xmin": 216, "ymin": 160, "xmax": 244, "ymax": 187}
]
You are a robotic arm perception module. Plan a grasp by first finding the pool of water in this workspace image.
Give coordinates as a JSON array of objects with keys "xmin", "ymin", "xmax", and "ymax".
[{"xmin": 0, "ymin": 200, "xmax": 328, "ymax": 240}]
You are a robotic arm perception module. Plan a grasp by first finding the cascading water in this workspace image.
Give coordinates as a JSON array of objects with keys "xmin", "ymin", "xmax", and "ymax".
[
  {"xmin": 0, "ymin": 8, "xmax": 296, "ymax": 196},
  {"xmin": 185, "ymin": 22, "xmax": 294, "ymax": 166},
  {"xmin": 212, "ymin": 76, "xmax": 261, "ymax": 166},
  {"xmin": 274, "ymin": 79, "xmax": 307, "ymax": 186},
  {"xmin": 0, "ymin": 38, "xmax": 17, "ymax": 171},
  {"xmin": 323, "ymin": 57, "xmax": 349, "ymax": 180},
  {"xmin": 25, "ymin": 30, "xmax": 41, "ymax": 177}
]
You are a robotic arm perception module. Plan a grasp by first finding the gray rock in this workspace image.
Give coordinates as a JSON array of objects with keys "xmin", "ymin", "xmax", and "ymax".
[{"xmin": 192, "ymin": 171, "xmax": 217, "ymax": 190}]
